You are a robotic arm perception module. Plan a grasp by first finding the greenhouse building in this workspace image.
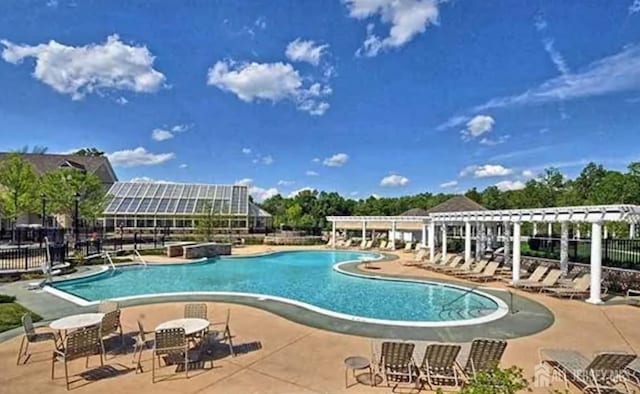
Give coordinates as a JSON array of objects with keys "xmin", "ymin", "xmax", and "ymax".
[{"xmin": 102, "ymin": 181, "xmax": 272, "ymax": 233}]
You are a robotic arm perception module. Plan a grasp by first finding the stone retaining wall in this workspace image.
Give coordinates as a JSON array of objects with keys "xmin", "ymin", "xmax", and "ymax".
[
  {"xmin": 165, "ymin": 242, "xmax": 196, "ymax": 257},
  {"xmin": 182, "ymin": 243, "xmax": 232, "ymax": 259}
]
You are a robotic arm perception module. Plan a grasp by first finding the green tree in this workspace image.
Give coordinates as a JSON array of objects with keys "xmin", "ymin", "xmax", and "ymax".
[
  {"xmin": 14, "ymin": 145, "xmax": 48, "ymax": 154},
  {"xmin": 40, "ymin": 168, "xmax": 106, "ymax": 223},
  {"xmin": 72, "ymin": 147, "xmax": 105, "ymax": 157},
  {"xmin": 0, "ymin": 153, "xmax": 39, "ymax": 222},
  {"xmin": 460, "ymin": 365, "xmax": 529, "ymax": 394},
  {"xmin": 195, "ymin": 201, "xmax": 219, "ymax": 241}
]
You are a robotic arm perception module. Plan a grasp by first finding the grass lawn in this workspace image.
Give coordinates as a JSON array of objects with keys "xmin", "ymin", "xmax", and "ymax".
[{"xmin": 0, "ymin": 296, "xmax": 42, "ymax": 333}]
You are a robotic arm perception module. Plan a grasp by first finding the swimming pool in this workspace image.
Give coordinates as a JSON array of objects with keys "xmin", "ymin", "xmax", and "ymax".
[{"xmin": 48, "ymin": 250, "xmax": 508, "ymax": 327}]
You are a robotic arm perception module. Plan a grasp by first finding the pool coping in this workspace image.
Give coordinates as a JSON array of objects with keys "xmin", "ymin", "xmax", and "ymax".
[{"xmin": 25, "ymin": 249, "xmax": 555, "ymax": 342}]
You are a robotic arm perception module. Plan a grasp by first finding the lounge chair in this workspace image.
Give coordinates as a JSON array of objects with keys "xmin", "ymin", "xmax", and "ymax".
[
  {"xmin": 461, "ymin": 338, "xmax": 507, "ymax": 378},
  {"xmin": 441, "ymin": 258, "xmax": 473, "ymax": 274},
  {"xmin": 403, "ymin": 243, "xmax": 413, "ymax": 253},
  {"xmin": 377, "ymin": 240, "xmax": 388, "ymax": 250},
  {"xmin": 365, "ymin": 239, "xmax": 373, "ymax": 249},
  {"xmin": 542, "ymin": 274, "xmax": 592, "ymax": 299},
  {"xmin": 421, "ymin": 254, "xmax": 451, "ymax": 270},
  {"xmin": 100, "ymin": 309, "xmax": 123, "ymax": 356},
  {"xmin": 418, "ymin": 344, "xmax": 462, "ymax": 389},
  {"xmin": 432, "ymin": 256, "xmax": 464, "ymax": 272},
  {"xmin": 386, "ymin": 241, "xmax": 396, "ymax": 251},
  {"xmin": 540, "ymin": 348, "xmax": 636, "ymax": 393},
  {"xmin": 375, "ymin": 341, "xmax": 418, "ymax": 390},
  {"xmin": 452, "ymin": 260, "xmax": 488, "ymax": 278},
  {"xmin": 401, "ymin": 249, "xmax": 427, "ymax": 267},
  {"xmin": 466, "ymin": 262, "xmax": 501, "ymax": 282},
  {"xmin": 508, "ymin": 266, "xmax": 549, "ymax": 288},
  {"xmin": 343, "ymin": 239, "xmax": 354, "ymax": 248},
  {"xmin": 16, "ymin": 313, "xmax": 58, "ymax": 365},
  {"xmin": 519, "ymin": 269, "xmax": 562, "ymax": 292},
  {"xmin": 51, "ymin": 325, "xmax": 103, "ymax": 390}
]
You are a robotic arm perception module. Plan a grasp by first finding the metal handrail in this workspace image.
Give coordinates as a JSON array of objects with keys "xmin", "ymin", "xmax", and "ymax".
[
  {"xmin": 133, "ymin": 249, "xmax": 147, "ymax": 267},
  {"xmin": 104, "ymin": 251, "xmax": 116, "ymax": 270}
]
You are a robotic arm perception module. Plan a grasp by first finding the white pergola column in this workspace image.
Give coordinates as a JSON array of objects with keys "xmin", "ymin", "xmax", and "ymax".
[
  {"xmin": 421, "ymin": 223, "xmax": 427, "ymax": 247},
  {"xmin": 331, "ymin": 221, "xmax": 336, "ymax": 248},
  {"xmin": 474, "ymin": 222, "xmax": 481, "ymax": 260},
  {"xmin": 390, "ymin": 221, "xmax": 397, "ymax": 249},
  {"xmin": 560, "ymin": 221, "xmax": 569, "ymax": 276},
  {"xmin": 361, "ymin": 221, "xmax": 367, "ymax": 248},
  {"xmin": 503, "ymin": 221, "xmax": 511, "ymax": 265},
  {"xmin": 603, "ymin": 226, "xmax": 608, "ymax": 239},
  {"xmin": 576, "ymin": 226, "xmax": 581, "ymax": 240},
  {"xmin": 512, "ymin": 220, "xmax": 521, "ymax": 283},
  {"xmin": 547, "ymin": 222, "xmax": 552, "ymax": 237},
  {"xmin": 428, "ymin": 222, "xmax": 435, "ymax": 262},
  {"xmin": 441, "ymin": 223, "xmax": 448, "ymax": 258},
  {"xmin": 586, "ymin": 220, "xmax": 603, "ymax": 304},
  {"xmin": 533, "ymin": 222, "xmax": 538, "ymax": 237},
  {"xmin": 631, "ymin": 223, "xmax": 636, "ymax": 239},
  {"xmin": 464, "ymin": 220, "xmax": 472, "ymax": 263}
]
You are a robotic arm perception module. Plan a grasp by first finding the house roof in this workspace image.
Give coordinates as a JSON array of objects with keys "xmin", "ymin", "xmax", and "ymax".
[
  {"xmin": 399, "ymin": 208, "xmax": 430, "ymax": 217},
  {"xmin": 0, "ymin": 153, "xmax": 117, "ymax": 181},
  {"xmin": 426, "ymin": 195, "xmax": 487, "ymax": 213}
]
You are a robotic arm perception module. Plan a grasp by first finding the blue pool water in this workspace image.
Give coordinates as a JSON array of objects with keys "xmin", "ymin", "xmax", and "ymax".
[{"xmin": 52, "ymin": 250, "xmax": 503, "ymax": 324}]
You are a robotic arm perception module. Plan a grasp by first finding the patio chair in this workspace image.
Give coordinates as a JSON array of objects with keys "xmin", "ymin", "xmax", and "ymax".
[
  {"xmin": 441, "ymin": 258, "xmax": 473, "ymax": 274},
  {"xmin": 624, "ymin": 357, "xmax": 640, "ymax": 389},
  {"xmin": 97, "ymin": 300, "xmax": 119, "ymax": 313},
  {"xmin": 540, "ymin": 348, "xmax": 636, "ymax": 393},
  {"xmin": 466, "ymin": 262, "xmax": 501, "ymax": 282},
  {"xmin": 421, "ymin": 254, "xmax": 450, "ymax": 270},
  {"xmin": 343, "ymin": 239, "xmax": 354, "ymax": 249},
  {"xmin": 542, "ymin": 274, "xmax": 592, "ymax": 299},
  {"xmin": 152, "ymin": 327, "xmax": 192, "ymax": 383},
  {"xmin": 452, "ymin": 260, "xmax": 488, "ymax": 278},
  {"xmin": 133, "ymin": 320, "xmax": 154, "ymax": 373},
  {"xmin": 377, "ymin": 240, "xmax": 388, "ymax": 250},
  {"xmin": 99, "ymin": 309, "xmax": 124, "ymax": 356},
  {"xmin": 418, "ymin": 344, "xmax": 462, "ymax": 390},
  {"xmin": 376, "ymin": 341, "xmax": 418, "ymax": 390},
  {"xmin": 461, "ymin": 338, "xmax": 507, "ymax": 378},
  {"xmin": 508, "ymin": 266, "xmax": 549, "ymax": 288},
  {"xmin": 433, "ymin": 256, "xmax": 464, "ymax": 272},
  {"xmin": 364, "ymin": 239, "xmax": 373, "ymax": 249},
  {"xmin": 403, "ymin": 243, "xmax": 413, "ymax": 253},
  {"xmin": 51, "ymin": 324, "xmax": 103, "ymax": 390},
  {"xmin": 184, "ymin": 303, "xmax": 208, "ymax": 320},
  {"xmin": 401, "ymin": 248, "xmax": 427, "ymax": 267},
  {"xmin": 16, "ymin": 313, "xmax": 58, "ymax": 365},
  {"xmin": 206, "ymin": 308, "xmax": 235, "ymax": 357},
  {"xmin": 520, "ymin": 269, "xmax": 562, "ymax": 292}
]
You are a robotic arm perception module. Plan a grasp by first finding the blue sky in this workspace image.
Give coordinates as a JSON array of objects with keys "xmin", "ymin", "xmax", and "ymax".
[{"xmin": 1, "ymin": 0, "xmax": 640, "ymax": 201}]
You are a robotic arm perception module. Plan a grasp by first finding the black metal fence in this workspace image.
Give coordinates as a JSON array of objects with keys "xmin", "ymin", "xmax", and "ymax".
[
  {"xmin": 0, "ymin": 243, "xmax": 69, "ymax": 272},
  {"xmin": 528, "ymin": 237, "xmax": 640, "ymax": 270}
]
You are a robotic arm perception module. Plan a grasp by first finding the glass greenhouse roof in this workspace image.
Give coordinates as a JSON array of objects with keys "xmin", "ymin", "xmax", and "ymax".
[{"xmin": 104, "ymin": 182, "xmax": 249, "ymax": 215}]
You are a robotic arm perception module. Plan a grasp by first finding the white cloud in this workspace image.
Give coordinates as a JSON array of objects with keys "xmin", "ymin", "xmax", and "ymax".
[
  {"xmin": 151, "ymin": 124, "xmax": 190, "ymax": 142},
  {"xmin": 322, "ymin": 153, "xmax": 349, "ymax": 167},
  {"xmin": 522, "ymin": 170, "xmax": 535, "ymax": 178},
  {"xmin": 207, "ymin": 60, "xmax": 331, "ymax": 116},
  {"xmin": 350, "ymin": 191, "xmax": 359, "ymax": 196},
  {"xmin": 534, "ymin": 15, "xmax": 547, "ymax": 31},
  {"xmin": 128, "ymin": 176, "xmax": 171, "ymax": 183},
  {"xmin": 475, "ymin": 44, "xmax": 640, "ymax": 111},
  {"xmin": 115, "ymin": 96, "xmax": 128, "ymax": 105},
  {"xmin": 460, "ymin": 164, "xmax": 513, "ymax": 178},
  {"xmin": 462, "ymin": 115, "xmax": 495, "ymax": 140},
  {"xmin": 440, "ymin": 180, "xmax": 458, "ymax": 188},
  {"xmin": 495, "ymin": 180, "xmax": 526, "ymax": 191},
  {"xmin": 436, "ymin": 115, "xmax": 469, "ymax": 131},
  {"xmin": 288, "ymin": 187, "xmax": 314, "ymax": 198},
  {"xmin": 242, "ymin": 147, "xmax": 252, "ymax": 154},
  {"xmin": 107, "ymin": 147, "xmax": 175, "ymax": 168},
  {"xmin": 255, "ymin": 16, "xmax": 267, "ymax": 29},
  {"xmin": 261, "ymin": 155, "xmax": 274, "ymax": 165},
  {"xmin": 630, "ymin": 0, "xmax": 640, "ymax": 14},
  {"xmin": 344, "ymin": 0, "xmax": 440, "ymax": 57},
  {"xmin": 46, "ymin": 0, "xmax": 58, "ymax": 7},
  {"xmin": 543, "ymin": 38, "xmax": 570, "ymax": 76},
  {"xmin": 380, "ymin": 174, "xmax": 409, "ymax": 187},
  {"xmin": 312, "ymin": 157, "xmax": 321, "ymax": 163},
  {"xmin": 306, "ymin": 170, "xmax": 319, "ymax": 176},
  {"xmin": 277, "ymin": 180, "xmax": 294, "ymax": 186},
  {"xmin": 234, "ymin": 178, "xmax": 279, "ymax": 202},
  {"xmin": 479, "ymin": 135, "xmax": 510, "ymax": 146},
  {"xmin": 1, "ymin": 35, "xmax": 166, "ymax": 100},
  {"xmin": 285, "ymin": 39, "xmax": 329, "ymax": 66},
  {"xmin": 179, "ymin": 163, "xmax": 188, "ymax": 169}
]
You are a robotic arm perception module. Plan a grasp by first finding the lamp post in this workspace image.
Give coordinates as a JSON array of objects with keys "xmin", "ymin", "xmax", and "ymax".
[
  {"xmin": 41, "ymin": 193, "xmax": 47, "ymax": 227},
  {"xmin": 74, "ymin": 192, "xmax": 80, "ymax": 245}
]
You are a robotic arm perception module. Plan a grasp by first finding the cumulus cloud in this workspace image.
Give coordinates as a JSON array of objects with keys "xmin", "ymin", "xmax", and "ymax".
[
  {"xmin": 479, "ymin": 135, "xmax": 510, "ymax": 146},
  {"xmin": 128, "ymin": 176, "xmax": 171, "ymax": 183},
  {"xmin": 380, "ymin": 174, "xmax": 409, "ymax": 187},
  {"xmin": 277, "ymin": 180, "xmax": 294, "ymax": 186},
  {"xmin": 306, "ymin": 170, "xmax": 319, "ymax": 176},
  {"xmin": 322, "ymin": 153, "xmax": 349, "ymax": 167},
  {"xmin": 234, "ymin": 178, "xmax": 279, "ymax": 202},
  {"xmin": 242, "ymin": 147, "xmax": 252, "ymax": 154},
  {"xmin": 285, "ymin": 39, "xmax": 329, "ymax": 66},
  {"xmin": 107, "ymin": 147, "xmax": 175, "ymax": 167},
  {"xmin": 460, "ymin": 164, "xmax": 513, "ymax": 178},
  {"xmin": 440, "ymin": 180, "xmax": 458, "ymax": 188},
  {"xmin": 1, "ymin": 35, "xmax": 166, "ymax": 100},
  {"xmin": 522, "ymin": 169, "xmax": 536, "ymax": 178},
  {"xmin": 344, "ymin": 0, "xmax": 440, "ymax": 57},
  {"xmin": 207, "ymin": 60, "xmax": 331, "ymax": 116},
  {"xmin": 495, "ymin": 180, "xmax": 526, "ymax": 191},
  {"xmin": 261, "ymin": 155, "xmax": 274, "ymax": 165},
  {"xmin": 178, "ymin": 163, "xmax": 188, "ymax": 169},
  {"xmin": 462, "ymin": 115, "xmax": 495, "ymax": 140},
  {"xmin": 630, "ymin": 0, "xmax": 640, "ymax": 14},
  {"xmin": 151, "ymin": 124, "xmax": 190, "ymax": 141}
]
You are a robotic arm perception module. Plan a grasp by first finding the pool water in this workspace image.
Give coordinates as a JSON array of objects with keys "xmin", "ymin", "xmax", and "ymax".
[{"xmin": 52, "ymin": 250, "xmax": 504, "ymax": 324}]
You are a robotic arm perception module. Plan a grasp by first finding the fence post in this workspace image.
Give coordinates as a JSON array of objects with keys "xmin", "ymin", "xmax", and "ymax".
[
  {"xmin": 134, "ymin": 232, "xmax": 138, "ymax": 250},
  {"xmin": 25, "ymin": 247, "xmax": 29, "ymax": 271},
  {"xmin": 603, "ymin": 238, "xmax": 609, "ymax": 265}
]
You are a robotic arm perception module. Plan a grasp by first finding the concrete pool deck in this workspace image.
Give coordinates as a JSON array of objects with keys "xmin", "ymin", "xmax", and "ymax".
[{"xmin": 1, "ymin": 245, "xmax": 639, "ymax": 393}]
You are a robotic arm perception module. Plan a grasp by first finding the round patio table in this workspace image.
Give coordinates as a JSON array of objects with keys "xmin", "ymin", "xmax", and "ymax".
[
  {"xmin": 50, "ymin": 313, "xmax": 105, "ymax": 331},
  {"xmin": 155, "ymin": 318, "xmax": 209, "ymax": 336}
]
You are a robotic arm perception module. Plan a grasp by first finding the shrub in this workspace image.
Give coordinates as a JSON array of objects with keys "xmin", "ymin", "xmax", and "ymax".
[
  {"xmin": 0, "ymin": 295, "xmax": 16, "ymax": 304},
  {"xmin": 460, "ymin": 365, "xmax": 530, "ymax": 394}
]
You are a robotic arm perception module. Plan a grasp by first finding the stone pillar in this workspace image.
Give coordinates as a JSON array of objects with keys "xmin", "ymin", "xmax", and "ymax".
[
  {"xmin": 421, "ymin": 224, "xmax": 427, "ymax": 247},
  {"xmin": 512, "ymin": 221, "xmax": 521, "ymax": 283},
  {"xmin": 441, "ymin": 223, "xmax": 448, "ymax": 258},
  {"xmin": 390, "ymin": 221, "xmax": 397, "ymax": 249},
  {"xmin": 464, "ymin": 220, "xmax": 472, "ymax": 263},
  {"xmin": 428, "ymin": 221, "xmax": 435, "ymax": 262},
  {"xmin": 361, "ymin": 221, "xmax": 367, "ymax": 248},
  {"xmin": 560, "ymin": 221, "xmax": 569, "ymax": 276},
  {"xmin": 331, "ymin": 221, "xmax": 336, "ymax": 248},
  {"xmin": 503, "ymin": 221, "xmax": 511, "ymax": 265},
  {"xmin": 587, "ymin": 220, "xmax": 603, "ymax": 304}
]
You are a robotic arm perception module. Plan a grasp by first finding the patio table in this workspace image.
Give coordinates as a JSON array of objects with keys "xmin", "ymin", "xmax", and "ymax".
[
  {"xmin": 50, "ymin": 313, "xmax": 105, "ymax": 332},
  {"xmin": 156, "ymin": 318, "xmax": 209, "ymax": 336}
]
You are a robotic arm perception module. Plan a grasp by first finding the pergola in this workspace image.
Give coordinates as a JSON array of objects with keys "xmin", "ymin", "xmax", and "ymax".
[{"xmin": 327, "ymin": 204, "xmax": 640, "ymax": 305}]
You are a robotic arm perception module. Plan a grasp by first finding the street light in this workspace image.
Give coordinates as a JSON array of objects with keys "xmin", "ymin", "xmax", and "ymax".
[{"xmin": 74, "ymin": 192, "xmax": 80, "ymax": 244}]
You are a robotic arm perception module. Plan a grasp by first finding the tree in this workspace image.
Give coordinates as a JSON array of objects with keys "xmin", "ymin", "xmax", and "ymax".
[
  {"xmin": 0, "ymin": 153, "xmax": 39, "ymax": 223},
  {"xmin": 195, "ymin": 201, "xmax": 219, "ymax": 241},
  {"xmin": 14, "ymin": 145, "xmax": 48, "ymax": 154},
  {"xmin": 73, "ymin": 147, "xmax": 105, "ymax": 157},
  {"xmin": 40, "ymin": 168, "xmax": 106, "ymax": 223}
]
